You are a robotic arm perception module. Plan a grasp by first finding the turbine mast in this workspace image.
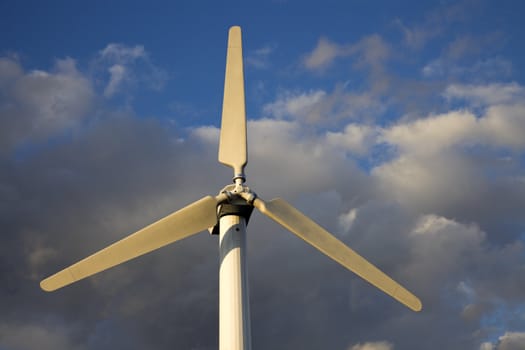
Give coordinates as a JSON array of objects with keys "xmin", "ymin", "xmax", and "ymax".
[
  {"xmin": 218, "ymin": 26, "xmax": 252, "ymax": 349},
  {"xmin": 219, "ymin": 212, "xmax": 252, "ymax": 350}
]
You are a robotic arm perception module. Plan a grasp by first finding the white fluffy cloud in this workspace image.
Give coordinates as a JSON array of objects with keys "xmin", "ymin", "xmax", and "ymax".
[
  {"xmin": 443, "ymin": 83, "xmax": 525, "ymax": 107},
  {"xmin": 326, "ymin": 123, "xmax": 378, "ymax": 155},
  {"xmin": 338, "ymin": 207, "xmax": 358, "ymax": 233},
  {"xmin": 497, "ymin": 332, "xmax": 525, "ymax": 350},
  {"xmin": 263, "ymin": 87, "xmax": 383, "ymax": 124},
  {"xmin": 372, "ymin": 152, "xmax": 480, "ymax": 211},
  {"xmin": 406, "ymin": 215, "xmax": 485, "ymax": 289},
  {"xmin": 371, "ymin": 104, "xmax": 525, "ymax": 215},
  {"xmin": 481, "ymin": 104, "xmax": 525, "ymax": 149},
  {"xmin": 263, "ymin": 89, "xmax": 326, "ymax": 120},
  {"xmin": 481, "ymin": 332, "xmax": 525, "ymax": 350},
  {"xmin": 381, "ymin": 105, "xmax": 525, "ymax": 157},
  {"xmin": 380, "ymin": 110, "xmax": 477, "ymax": 155}
]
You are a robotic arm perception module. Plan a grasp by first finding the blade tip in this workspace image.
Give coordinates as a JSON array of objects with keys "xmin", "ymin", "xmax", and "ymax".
[
  {"xmin": 40, "ymin": 270, "xmax": 73, "ymax": 292},
  {"xmin": 229, "ymin": 25, "xmax": 241, "ymax": 33},
  {"xmin": 40, "ymin": 279, "xmax": 55, "ymax": 292},
  {"xmin": 410, "ymin": 298, "xmax": 423, "ymax": 312},
  {"xmin": 228, "ymin": 26, "xmax": 242, "ymax": 46}
]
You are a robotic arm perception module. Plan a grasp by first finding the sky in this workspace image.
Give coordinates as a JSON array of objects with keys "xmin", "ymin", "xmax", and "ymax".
[{"xmin": 1, "ymin": 0, "xmax": 525, "ymax": 349}]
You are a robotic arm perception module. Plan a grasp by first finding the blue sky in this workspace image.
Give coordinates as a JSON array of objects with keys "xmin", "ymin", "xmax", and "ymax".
[{"xmin": 1, "ymin": 1, "xmax": 525, "ymax": 350}]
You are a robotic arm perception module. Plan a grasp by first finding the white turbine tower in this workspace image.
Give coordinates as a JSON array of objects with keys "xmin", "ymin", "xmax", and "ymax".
[{"xmin": 41, "ymin": 26, "xmax": 422, "ymax": 350}]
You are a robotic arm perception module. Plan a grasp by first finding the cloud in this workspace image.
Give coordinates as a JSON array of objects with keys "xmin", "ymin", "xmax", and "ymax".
[
  {"xmin": 299, "ymin": 34, "xmax": 404, "ymax": 132},
  {"xmin": 349, "ymin": 341, "xmax": 393, "ymax": 350},
  {"xmin": 481, "ymin": 103, "xmax": 525, "ymax": 149},
  {"xmin": 481, "ymin": 332, "xmax": 525, "ymax": 350},
  {"xmin": 373, "ymin": 152, "xmax": 479, "ymax": 213},
  {"xmin": 338, "ymin": 207, "xmax": 358, "ymax": 233},
  {"xmin": 445, "ymin": 34, "xmax": 503, "ymax": 61},
  {"xmin": 421, "ymin": 57, "xmax": 513, "ymax": 81},
  {"xmin": 103, "ymin": 64, "xmax": 126, "ymax": 97},
  {"xmin": 246, "ymin": 44, "xmax": 276, "ymax": 69},
  {"xmin": 357, "ymin": 82, "xmax": 525, "ymax": 349},
  {"xmin": 394, "ymin": 1, "xmax": 476, "ymax": 50},
  {"xmin": 394, "ymin": 18, "xmax": 436, "ymax": 50},
  {"xmin": 0, "ymin": 56, "xmax": 94, "ymax": 153},
  {"xmin": 99, "ymin": 43, "xmax": 146, "ymax": 62},
  {"xmin": 303, "ymin": 35, "xmax": 390, "ymax": 74},
  {"xmin": 263, "ymin": 89, "xmax": 326, "ymax": 119},
  {"xmin": 243, "ymin": 118, "xmax": 368, "ymax": 197},
  {"xmin": 96, "ymin": 43, "xmax": 168, "ymax": 97},
  {"xmin": 380, "ymin": 110, "xmax": 477, "ymax": 155},
  {"xmin": 380, "ymin": 86, "xmax": 525, "ymax": 156},
  {"xmin": 0, "ymin": 56, "xmax": 23, "ymax": 82},
  {"xmin": 326, "ymin": 123, "xmax": 379, "ymax": 155},
  {"xmin": 263, "ymin": 86, "xmax": 384, "ymax": 124},
  {"xmin": 0, "ymin": 322, "xmax": 84, "ymax": 350},
  {"xmin": 354, "ymin": 35, "xmax": 390, "ymax": 70},
  {"xmin": 421, "ymin": 59, "xmax": 445, "ymax": 78},
  {"xmin": 380, "ymin": 83, "xmax": 525, "ymax": 155},
  {"xmin": 405, "ymin": 215, "xmax": 486, "ymax": 295},
  {"xmin": 303, "ymin": 37, "xmax": 342, "ymax": 70},
  {"xmin": 497, "ymin": 332, "xmax": 525, "ymax": 350},
  {"xmin": 371, "ymin": 97, "xmax": 525, "ymax": 246},
  {"xmin": 419, "ymin": 30, "xmax": 510, "ymax": 83},
  {"xmin": 301, "ymin": 34, "xmax": 408, "ymax": 122},
  {"xmin": 443, "ymin": 82, "xmax": 525, "ymax": 107},
  {"xmin": 480, "ymin": 342, "xmax": 495, "ymax": 350}
]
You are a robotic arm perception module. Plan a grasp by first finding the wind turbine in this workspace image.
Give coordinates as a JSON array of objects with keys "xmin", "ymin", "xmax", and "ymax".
[{"xmin": 41, "ymin": 26, "xmax": 422, "ymax": 350}]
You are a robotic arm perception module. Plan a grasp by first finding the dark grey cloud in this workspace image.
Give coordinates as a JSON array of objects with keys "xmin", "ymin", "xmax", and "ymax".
[
  {"xmin": 0, "ymin": 57, "xmax": 93, "ymax": 154},
  {"xmin": 0, "ymin": 112, "xmax": 226, "ymax": 349}
]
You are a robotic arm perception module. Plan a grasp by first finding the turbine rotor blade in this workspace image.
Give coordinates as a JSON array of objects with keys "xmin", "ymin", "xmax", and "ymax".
[
  {"xmin": 253, "ymin": 197, "xmax": 422, "ymax": 312},
  {"xmin": 40, "ymin": 195, "xmax": 220, "ymax": 292},
  {"xmin": 218, "ymin": 26, "xmax": 247, "ymax": 179}
]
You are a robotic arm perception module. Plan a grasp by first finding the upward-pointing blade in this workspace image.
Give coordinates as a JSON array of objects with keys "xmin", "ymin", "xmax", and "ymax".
[
  {"xmin": 40, "ymin": 196, "xmax": 219, "ymax": 292},
  {"xmin": 253, "ymin": 197, "xmax": 422, "ymax": 312},
  {"xmin": 218, "ymin": 26, "xmax": 247, "ymax": 179}
]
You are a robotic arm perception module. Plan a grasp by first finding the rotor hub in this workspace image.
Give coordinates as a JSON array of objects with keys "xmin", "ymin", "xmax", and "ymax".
[{"xmin": 208, "ymin": 184, "xmax": 257, "ymax": 235}]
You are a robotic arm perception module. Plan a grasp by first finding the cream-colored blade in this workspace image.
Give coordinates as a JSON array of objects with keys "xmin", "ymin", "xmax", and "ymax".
[
  {"xmin": 253, "ymin": 197, "xmax": 422, "ymax": 312},
  {"xmin": 218, "ymin": 26, "xmax": 247, "ymax": 178},
  {"xmin": 40, "ymin": 196, "xmax": 219, "ymax": 292}
]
